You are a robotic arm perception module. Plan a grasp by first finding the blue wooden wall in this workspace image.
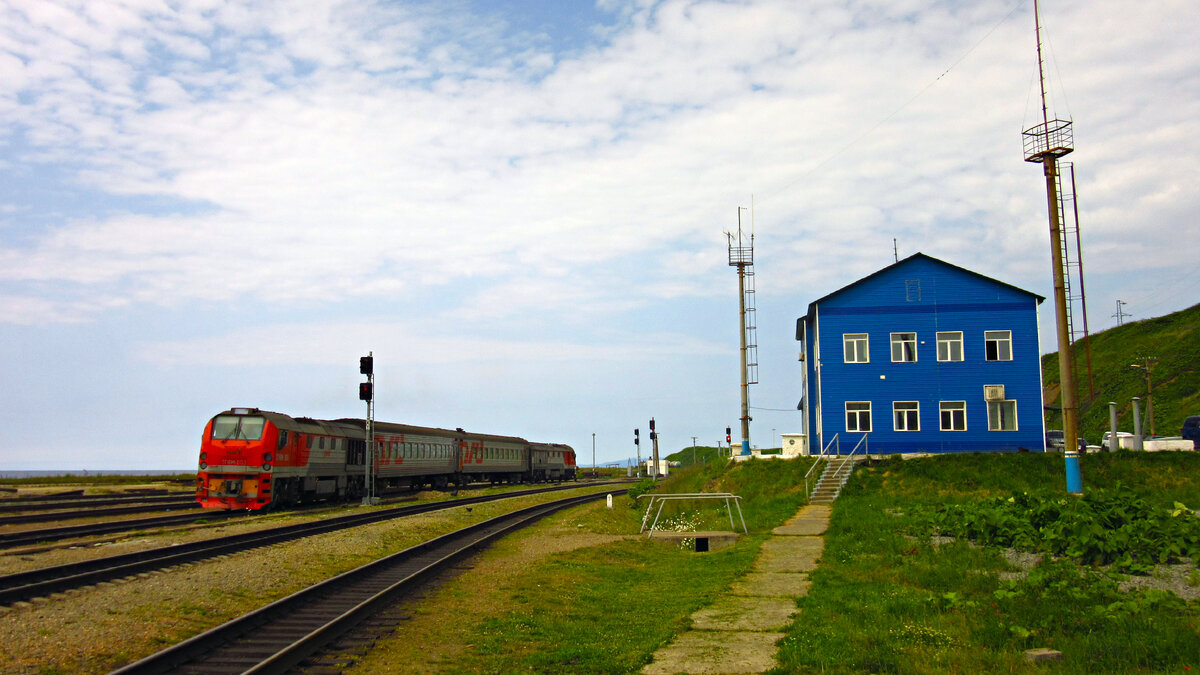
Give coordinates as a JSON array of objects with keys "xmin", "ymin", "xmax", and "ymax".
[{"xmin": 802, "ymin": 254, "xmax": 1045, "ymax": 454}]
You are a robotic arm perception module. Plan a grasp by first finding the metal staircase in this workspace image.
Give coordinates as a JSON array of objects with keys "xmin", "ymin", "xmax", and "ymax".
[{"xmin": 807, "ymin": 455, "xmax": 863, "ymax": 505}]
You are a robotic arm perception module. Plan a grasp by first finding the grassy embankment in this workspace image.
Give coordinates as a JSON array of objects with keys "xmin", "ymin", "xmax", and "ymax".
[
  {"xmin": 1043, "ymin": 301, "xmax": 1200, "ymax": 441},
  {"xmin": 775, "ymin": 451, "xmax": 1200, "ymax": 674},
  {"xmin": 353, "ymin": 455, "xmax": 815, "ymax": 674}
]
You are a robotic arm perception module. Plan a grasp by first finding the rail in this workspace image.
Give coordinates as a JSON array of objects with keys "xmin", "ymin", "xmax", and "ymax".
[
  {"xmin": 637, "ymin": 493, "xmax": 747, "ymax": 537},
  {"xmin": 111, "ymin": 491, "xmax": 609, "ymax": 674}
]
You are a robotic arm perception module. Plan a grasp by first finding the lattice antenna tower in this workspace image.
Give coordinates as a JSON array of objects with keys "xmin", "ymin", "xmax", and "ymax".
[
  {"xmin": 1022, "ymin": 0, "xmax": 1085, "ymax": 492},
  {"xmin": 727, "ymin": 203, "xmax": 758, "ymax": 456}
]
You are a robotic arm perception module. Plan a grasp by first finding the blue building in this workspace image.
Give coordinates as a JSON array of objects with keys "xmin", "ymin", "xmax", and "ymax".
[{"xmin": 797, "ymin": 253, "xmax": 1046, "ymax": 454}]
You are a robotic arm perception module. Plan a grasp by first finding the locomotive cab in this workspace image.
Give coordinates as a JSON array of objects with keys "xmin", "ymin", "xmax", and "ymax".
[{"xmin": 196, "ymin": 408, "xmax": 278, "ymax": 509}]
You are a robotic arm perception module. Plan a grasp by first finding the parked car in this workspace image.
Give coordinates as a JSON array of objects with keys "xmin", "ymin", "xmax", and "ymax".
[
  {"xmin": 1182, "ymin": 416, "xmax": 1200, "ymax": 448},
  {"xmin": 1101, "ymin": 431, "xmax": 1136, "ymax": 449},
  {"xmin": 1045, "ymin": 430, "xmax": 1087, "ymax": 452}
]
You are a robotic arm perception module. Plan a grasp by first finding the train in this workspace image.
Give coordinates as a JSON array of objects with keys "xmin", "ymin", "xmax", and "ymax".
[{"xmin": 196, "ymin": 407, "xmax": 577, "ymax": 510}]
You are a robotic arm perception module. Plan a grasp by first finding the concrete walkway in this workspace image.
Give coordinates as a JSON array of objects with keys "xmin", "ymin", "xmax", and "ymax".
[{"xmin": 641, "ymin": 504, "xmax": 830, "ymax": 675}]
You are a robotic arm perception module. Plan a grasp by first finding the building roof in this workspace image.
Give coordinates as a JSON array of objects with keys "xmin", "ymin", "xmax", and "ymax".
[{"xmin": 806, "ymin": 252, "xmax": 1045, "ymax": 315}]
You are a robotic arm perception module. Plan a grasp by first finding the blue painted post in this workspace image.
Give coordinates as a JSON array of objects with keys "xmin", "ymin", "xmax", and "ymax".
[
  {"xmin": 741, "ymin": 440, "xmax": 751, "ymax": 456},
  {"xmin": 1064, "ymin": 451, "xmax": 1082, "ymax": 494}
]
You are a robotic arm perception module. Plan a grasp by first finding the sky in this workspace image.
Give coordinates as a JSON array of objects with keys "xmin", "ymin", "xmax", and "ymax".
[{"xmin": 1, "ymin": 0, "xmax": 1198, "ymax": 470}]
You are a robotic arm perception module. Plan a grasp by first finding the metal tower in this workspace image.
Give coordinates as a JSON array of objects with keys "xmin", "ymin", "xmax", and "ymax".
[
  {"xmin": 1022, "ymin": 0, "xmax": 1081, "ymax": 494},
  {"xmin": 728, "ymin": 207, "xmax": 758, "ymax": 456}
]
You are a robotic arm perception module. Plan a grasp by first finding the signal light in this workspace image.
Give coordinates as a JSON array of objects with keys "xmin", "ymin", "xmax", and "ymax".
[
  {"xmin": 360, "ymin": 356, "xmax": 373, "ymax": 375},
  {"xmin": 649, "ymin": 418, "xmax": 655, "ymax": 431},
  {"xmin": 634, "ymin": 428, "xmax": 640, "ymax": 446},
  {"xmin": 726, "ymin": 426, "xmax": 731, "ymax": 443},
  {"xmin": 359, "ymin": 382, "xmax": 373, "ymax": 401}
]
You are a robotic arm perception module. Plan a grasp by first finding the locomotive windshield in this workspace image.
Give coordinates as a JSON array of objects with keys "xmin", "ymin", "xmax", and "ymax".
[{"xmin": 211, "ymin": 415, "xmax": 266, "ymax": 441}]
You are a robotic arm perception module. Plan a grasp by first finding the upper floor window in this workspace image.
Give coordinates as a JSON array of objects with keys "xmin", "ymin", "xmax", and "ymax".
[
  {"xmin": 940, "ymin": 401, "xmax": 967, "ymax": 431},
  {"xmin": 893, "ymin": 401, "xmax": 920, "ymax": 431},
  {"xmin": 846, "ymin": 401, "xmax": 872, "ymax": 433},
  {"xmin": 937, "ymin": 331, "xmax": 963, "ymax": 362},
  {"xmin": 843, "ymin": 333, "xmax": 869, "ymax": 363},
  {"xmin": 985, "ymin": 330, "xmax": 1013, "ymax": 361},
  {"xmin": 905, "ymin": 279, "xmax": 921, "ymax": 302},
  {"xmin": 891, "ymin": 332, "xmax": 917, "ymax": 362}
]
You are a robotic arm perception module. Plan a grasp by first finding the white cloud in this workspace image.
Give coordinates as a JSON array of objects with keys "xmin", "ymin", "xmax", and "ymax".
[{"xmin": 0, "ymin": 0, "xmax": 1197, "ymax": 332}]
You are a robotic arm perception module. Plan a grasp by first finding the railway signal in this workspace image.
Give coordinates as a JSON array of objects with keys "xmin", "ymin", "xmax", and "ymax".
[
  {"xmin": 649, "ymin": 418, "xmax": 660, "ymax": 479},
  {"xmin": 726, "ymin": 426, "xmax": 732, "ymax": 444},
  {"xmin": 360, "ymin": 352, "xmax": 377, "ymax": 505}
]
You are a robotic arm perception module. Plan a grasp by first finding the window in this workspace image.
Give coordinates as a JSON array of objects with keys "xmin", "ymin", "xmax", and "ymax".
[
  {"xmin": 893, "ymin": 402, "xmax": 920, "ymax": 431},
  {"xmin": 987, "ymin": 400, "xmax": 1018, "ymax": 431},
  {"xmin": 846, "ymin": 402, "xmax": 872, "ymax": 433},
  {"xmin": 211, "ymin": 415, "xmax": 266, "ymax": 441},
  {"xmin": 940, "ymin": 401, "xmax": 967, "ymax": 431},
  {"xmin": 937, "ymin": 331, "xmax": 963, "ymax": 362},
  {"xmin": 843, "ymin": 333, "xmax": 869, "ymax": 363},
  {"xmin": 891, "ymin": 332, "xmax": 917, "ymax": 362},
  {"xmin": 985, "ymin": 330, "xmax": 1012, "ymax": 361},
  {"xmin": 905, "ymin": 279, "xmax": 921, "ymax": 302}
]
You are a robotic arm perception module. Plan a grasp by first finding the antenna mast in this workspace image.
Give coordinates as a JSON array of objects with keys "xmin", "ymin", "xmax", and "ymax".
[
  {"xmin": 1022, "ymin": 0, "xmax": 1082, "ymax": 494},
  {"xmin": 728, "ymin": 206, "xmax": 758, "ymax": 456}
]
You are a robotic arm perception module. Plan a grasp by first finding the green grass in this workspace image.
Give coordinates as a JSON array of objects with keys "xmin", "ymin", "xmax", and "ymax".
[
  {"xmin": 774, "ymin": 452, "xmax": 1200, "ymax": 674},
  {"xmin": 446, "ymin": 457, "xmax": 816, "ymax": 673},
  {"xmin": 451, "ymin": 538, "xmax": 761, "ymax": 674},
  {"xmin": 1043, "ymin": 301, "xmax": 1200, "ymax": 441}
]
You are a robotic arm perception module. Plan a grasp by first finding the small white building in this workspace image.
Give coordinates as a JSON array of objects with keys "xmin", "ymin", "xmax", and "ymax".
[{"xmin": 780, "ymin": 433, "xmax": 809, "ymax": 457}]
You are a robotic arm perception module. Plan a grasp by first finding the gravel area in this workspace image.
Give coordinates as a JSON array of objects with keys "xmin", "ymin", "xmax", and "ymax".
[{"xmin": 0, "ymin": 486, "xmax": 610, "ymax": 674}]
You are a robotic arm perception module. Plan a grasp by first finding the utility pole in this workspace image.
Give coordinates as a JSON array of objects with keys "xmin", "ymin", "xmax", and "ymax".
[
  {"xmin": 1113, "ymin": 300, "xmax": 1131, "ymax": 326},
  {"xmin": 1022, "ymin": 0, "xmax": 1081, "ymax": 494},
  {"xmin": 592, "ymin": 433, "xmax": 596, "ymax": 479},
  {"xmin": 1131, "ymin": 357, "xmax": 1158, "ymax": 436},
  {"xmin": 692, "ymin": 436, "xmax": 698, "ymax": 466}
]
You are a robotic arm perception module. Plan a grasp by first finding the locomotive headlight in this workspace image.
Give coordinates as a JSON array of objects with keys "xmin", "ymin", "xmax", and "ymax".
[
  {"xmin": 199, "ymin": 461, "xmax": 208, "ymax": 470},
  {"xmin": 200, "ymin": 452, "xmax": 207, "ymax": 460},
  {"xmin": 262, "ymin": 463, "xmax": 272, "ymax": 472},
  {"xmin": 263, "ymin": 453, "xmax": 273, "ymax": 462}
]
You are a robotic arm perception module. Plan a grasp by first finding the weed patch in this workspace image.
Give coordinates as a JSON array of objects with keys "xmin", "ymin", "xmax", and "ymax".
[{"xmin": 775, "ymin": 453, "xmax": 1200, "ymax": 674}]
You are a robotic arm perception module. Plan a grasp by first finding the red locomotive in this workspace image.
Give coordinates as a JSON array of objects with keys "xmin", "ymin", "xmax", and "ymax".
[{"xmin": 196, "ymin": 407, "xmax": 577, "ymax": 510}]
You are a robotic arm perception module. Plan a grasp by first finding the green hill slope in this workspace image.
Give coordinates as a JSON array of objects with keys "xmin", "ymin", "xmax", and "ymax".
[{"xmin": 1042, "ymin": 301, "xmax": 1200, "ymax": 441}]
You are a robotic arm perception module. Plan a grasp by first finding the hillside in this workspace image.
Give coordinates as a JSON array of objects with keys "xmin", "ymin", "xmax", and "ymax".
[{"xmin": 1042, "ymin": 301, "xmax": 1200, "ymax": 442}]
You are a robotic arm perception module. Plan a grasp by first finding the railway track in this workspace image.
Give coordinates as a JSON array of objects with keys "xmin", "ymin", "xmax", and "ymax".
[
  {"xmin": 0, "ymin": 510, "xmax": 237, "ymax": 549},
  {"xmin": 0, "ymin": 492, "xmax": 193, "ymax": 513},
  {"xmin": 111, "ymin": 490, "xmax": 608, "ymax": 674},
  {"xmin": 0, "ymin": 482, "xmax": 619, "ymax": 606},
  {"xmin": 0, "ymin": 498, "xmax": 199, "ymax": 526}
]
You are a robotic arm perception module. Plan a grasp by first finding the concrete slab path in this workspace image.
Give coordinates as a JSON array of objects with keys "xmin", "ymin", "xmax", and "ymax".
[{"xmin": 641, "ymin": 504, "xmax": 830, "ymax": 675}]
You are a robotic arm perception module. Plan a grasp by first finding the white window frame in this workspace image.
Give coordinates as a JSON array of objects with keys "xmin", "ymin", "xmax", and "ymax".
[
  {"xmin": 893, "ymin": 401, "xmax": 920, "ymax": 432},
  {"xmin": 939, "ymin": 401, "xmax": 967, "ymax": 431},
  {"xmin": 937, "ymin": 331, "xmax": 963, "ymax": 362},
  {"xmin": 987, "ymin": 399, "xmax": 1018, "ymax": 431},
  {"xmin": 985, "ymin": 330, "xmax": 1013, "ymax": 362},
  {"xmin": 843, "ymin": 333, "xmax": 869, "ymax": 363},
  {"xmin": 845, "ymin": 401, "xmax": 872, "ymax": 433},
  {"xmin": 890, "ymin": 332, "xmax": 918, "ymax": 362}
]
